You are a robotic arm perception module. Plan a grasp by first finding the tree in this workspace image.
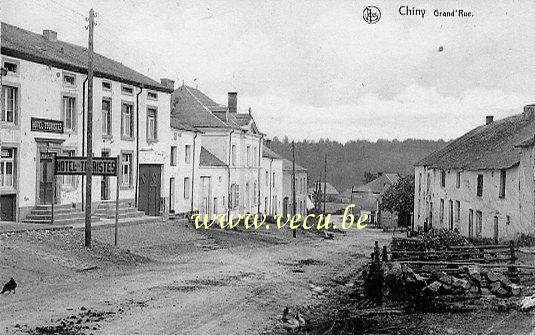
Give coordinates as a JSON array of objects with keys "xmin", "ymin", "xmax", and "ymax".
[
  {"xmin": 380, "ymin": 175, "xmax": 415, "ymax": 227},
  {"xmin": 363, "ymin": 171, "xmax": 376, "ymax": 184}
]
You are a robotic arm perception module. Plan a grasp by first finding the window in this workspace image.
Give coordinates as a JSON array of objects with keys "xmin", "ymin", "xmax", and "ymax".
[
  {"xmin": 456, "ymin": 172, "xmax": 461, "ymax": 188},
  {"xmin": 265, "ymin": 171, "xmax": 269, "ymax": 186},
  {"xmin": 247, "ymin": 146, "xmax": 251, "ymax": 167},
  {"xmin": 272, "ymin": 172, "xmax": 276, "ymax": 188},
  {"xmin": 213, "ymin": 197, "xmax": 218, "ymax": 214},
  {"xmin": 147, "ymin": 107, "xmax": 157, "ymax": 141},
  {"xmin": 499, "ymin": 170, "xmax": 506, "ymax": 198},
  {"xmin": 0, "ymin": 148, "xmax": 15, "ymax": 188},
  {"xmin": 230, "ymin": 184, "xmax": 240, "ymax": 208},
  {"xmin": 439, "ymin": 199, "xmax": 444, "ymax": 225},
  {"xmin": 253, "ymin": 181, "xmax": 257, "ymax": 204},
  {"xmin": 449, "ymin": 200, "xmax": 453, "ymax": 230},
  {"xmin": 147, "ymin": 91, "xmax": 158, "ymax": 100},
  {"xmin": 63, "ymin": 96, "xmax": 76, "ymax": 131},
  {"xmin": 253, "ymin": 147, "xmax": 257, "ymax": 166},
  {"xmin": 477, "ymin": 174, "xmax": 483, "ymax": 197},
  {"xmin": 170, "ymin": 146, "xmax": 177, "ymax": 166},
  {"xmin": 476, "ymin": 210, "xmax": 482, "ymax": 237},
  {"xmin": 62, "ymin": 150, "xmax": 76, "ymax": 187},
  {"xmin": 63, "ymin": 73, "xmax": 76, "ymax": 86},
  {"xmin": 418, "ymin": 173, "xmax": 422, "ymax": 193},
  {"xmin": 121, "ymin": 103, "xmax": 134, "ymax": 139},
  {"xmin": 185, "ymin": 145, "xmax": 192, "ymax": 164},
  {"xmin": 506, "ymin": 215, "xmax": 510, "ymax": 226},
  {"xmin": 231, "ymin": 145, "xmax": 237, "ymax": 166},
  {"xmin": 222, "ymin": 196, "xmax": 226, "ymax": 211},
  {"xmin": 455, "ymin": 200, "xmax": 460, "ymax": 222},
  {"xmin": 102, "ymin": 81, "xmax": 111, "ymax": 91},
  {"xmin": 4, "ymin": 62, "xmax": 17, "ymax": 74},
  {"xmin": 121, "ymin": 85, "xmax": 134, "ymax": 95},
  {"xmin": 265, "ymin": 197, "xmax": 268, "ymax": 213},
  {"xmin": 2, "ymin": 86, "xmax": 17, "ymax": 124},
  {"xmin": 102, "ymin": 99, "xmax": 112, "ymax": 137},
  {"xmin": 469, "ymin": 209, "xmax": 474, "ymax": 238},
  {"xmin": 245, "ymin": 182, "xmax": 250, "ymax": 208},
  {"xmin": 184, "ymin": 177, "xmax": 190, "ymax": 199},
  {"xmin": 121, "ymin": 153, "xmax": 132, "ymax": 187},
  {"xmin": 441, "ymin": 170, "xmax": 446, "ymax": 187}
]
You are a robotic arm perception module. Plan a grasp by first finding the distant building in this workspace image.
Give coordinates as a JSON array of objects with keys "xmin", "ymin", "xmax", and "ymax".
[
  {"xmin": 352, "ymin": 173, "xmax": 399, "ymax": 227},
  {"xmin": 261, "ymin": 146, "xmax": 283, "ymax": 216},
  {"xmin": 414, "ymin": 108, "xmax": 535, "ymax": 241},
  {"xmin": 281, "ymin": 158, "xmax": 308, "ymax": 217}
]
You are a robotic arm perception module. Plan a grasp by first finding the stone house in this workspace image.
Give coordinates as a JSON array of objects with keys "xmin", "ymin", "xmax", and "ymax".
[
  {"xmin": 0, "ymin": 23, "xmax": 173, "ymax": 222},
  {"xmin": 414, "ymin": 108, "xmax": 535, "ymax": 241}
]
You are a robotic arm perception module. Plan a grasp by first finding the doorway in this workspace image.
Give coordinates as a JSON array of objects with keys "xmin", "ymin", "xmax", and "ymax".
[
  {"xmin": 38, "ymin": 152, "xmax": 56, "ymax": 205},
  {"xmin": 493, "ymin": 216, "xmax": 499, "ymax": 244},
  {"xmin": 199, "ymin": 176, "xmax": 211, "ymax": 216},
  {"xmin": 101, "ymin": 150, "xmax": 110, "ymax": 200},
  {"xmin": 0, "ymin": 195, "xmax": 16, "ymax": 221},
  {"xmin": 283, "ymin": 197, "xmax": 289, "ymax": 218},
  {"xmin": 138, "ymin": 164, "xmax": 162, "ymax": 216}
]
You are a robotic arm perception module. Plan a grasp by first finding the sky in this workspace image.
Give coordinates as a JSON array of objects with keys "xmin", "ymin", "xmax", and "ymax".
[{"xmin": 3, "ymin": 0, "xmax": 535, "ymax": 142}]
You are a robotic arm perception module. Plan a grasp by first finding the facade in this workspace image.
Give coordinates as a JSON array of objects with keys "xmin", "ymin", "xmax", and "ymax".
[
  {"xmin": 0, "ymin": 23, "xmax": 173, "ymax": 221},
  {"xmin": 171, "ymin": 85, "xmax": 265, "ymax": 216},
  {"xmin": 281, "ymin": 158, "xmax": 308, "ymax": 217},
  {"xmin": 197, "ymin": 146, "xmax": 228, "ymax": 216},
  {"xmin": 168, "ymin": 118, "xmax": 201, "ymax": 217},
  {"xmin": 261, "ymin": 146, "xmax": 283, "ymax": 216},
  {"xmin": 414, "ymin": 108, "xmax": 535, "ymax": 240},
  {"xmin": 352, "ymin": 173, "xmax": 399, "ymax": 227}
]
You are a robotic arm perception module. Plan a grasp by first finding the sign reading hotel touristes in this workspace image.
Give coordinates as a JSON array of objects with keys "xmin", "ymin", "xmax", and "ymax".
[
  {"xmin": 55, "ymin": 156, "xmax": 118, "ymax": 176},
  {"xmin": 31, "ymin": 117, "xmax": 64, "ymax": 134}
]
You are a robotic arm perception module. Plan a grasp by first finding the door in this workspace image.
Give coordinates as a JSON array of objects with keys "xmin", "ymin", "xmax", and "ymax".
[
  {"xmin": 39, "ymin": 153, "xmax": 55, "ymax": 204},
  {"xmin": 169, "ymin": 177, "xmax": 175, "ymax": 213},
  {"xmin": 449, "ymin": 200, "xmax": 454, "ymax": 230},
  {"xmin": 493, "ymin": 216, "xmax": 499, "ymax": 244},
  {"xmin": 0, "ymin": 195, "xmax": 15, "ymax": 221},
  {"xmin": 283, "ymin": 197, "xmax": 289, "ymax": 217},
  {"xmin": 199, "ymin": 177, "xmax": 211, "ymax": 215},
  {"xmin": 468, "ymin": 209, "xmax": 474, "ymax": 238},
  {"xmin": 138, "ymin": 164, "xmax": 162, "ymax": 216},
  {"xmin": 101, "ymin": 151, "xmax": 110, "ymax": 200}
]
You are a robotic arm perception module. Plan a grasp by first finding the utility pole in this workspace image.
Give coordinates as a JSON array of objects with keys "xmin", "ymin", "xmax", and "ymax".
[
  {"xmin": 323, "ymin": 153, "xmax": 327, "ymax": 216},
  {"xmin": 292, "ymin": 141, "xmax": 296, "ymax": 238},
  {"xmin": 85, "ymin": 8, "xmax": 95, "ymax": 248}
]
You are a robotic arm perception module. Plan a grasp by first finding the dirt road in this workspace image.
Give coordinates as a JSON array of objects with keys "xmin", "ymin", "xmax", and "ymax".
[{"xmin": 0, "ymin": 217, "xmax": 391, "ymax": 334}]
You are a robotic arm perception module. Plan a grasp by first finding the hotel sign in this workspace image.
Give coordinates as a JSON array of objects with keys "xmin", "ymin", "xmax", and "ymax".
[
  {"xmin": 31, "ymin": 117, "xmax": 64, "ymax": 134},
  {"xmin": 55, "ymin": 156, "xmax": 118, "ymax": 176}
]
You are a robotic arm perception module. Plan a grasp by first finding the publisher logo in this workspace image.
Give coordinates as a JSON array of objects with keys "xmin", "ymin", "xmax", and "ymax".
[{"xmin": 363, "ymin": 6, "xmax": 381, "ymax": 24}]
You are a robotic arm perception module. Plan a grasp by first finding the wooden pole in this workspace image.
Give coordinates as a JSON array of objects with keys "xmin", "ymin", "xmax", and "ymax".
[
  {"xmin": 115, "ymin": 154, "xmax": 120, "ymax": 246},
  {"xmin": 323, "ymin": 153, "xmax": 327, "ymax": 215},
  {"xmin": 292, "ymin": 141, "xmax": 296, "ymax": 238},
  {"xmin": 85, "ymin": 8, "xmax": 95, "ymax": 248}
]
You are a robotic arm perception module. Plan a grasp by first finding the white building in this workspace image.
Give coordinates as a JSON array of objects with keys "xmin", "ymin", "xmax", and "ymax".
[
  {"xmin": 0, "ymin": 23, "xmax": 173, "ymax": 222},
  {"xmin": 197, "ymin": 146, "xmax": 228, "ymax": 217},
  {"xmin": 261, "ymin": 146, "xmax": 283, "ymax": 216},
  {"xmin": 414, "ymin": 109, "xmax": 535, "ymax": 241},
  {"xmin": 281, "ymin": 158, "xmax": 307, "ymax": 217},
  {"xmin": 171, "ymin": 85, "xmax": 264, "ymax": 216}
]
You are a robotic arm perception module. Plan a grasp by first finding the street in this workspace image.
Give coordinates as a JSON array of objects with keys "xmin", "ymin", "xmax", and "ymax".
[{"xmin": 0, "ymin": 217, "xmax": 391, "ymax": 334}]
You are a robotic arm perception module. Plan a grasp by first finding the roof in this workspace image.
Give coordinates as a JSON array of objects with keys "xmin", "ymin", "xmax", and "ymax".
[
  {"xmin": 416, "ymin": 111, "xmax": 535, "ymax": 170},
  {"xmin": 282, "ymin": 158, "xmax": 307, "ymax": 172},
  {"xmin": 354, "ymin": 174, "xmax": 399, "ymax": 194},
  {"xmin": 171, "ymin": 85, "xmax": 261, "ymax": 133},
  {"xmin": 199, "ymin": 147, "xmax": 226, "ymax": 167},
  {"xmin": 262, "ymin": 146, "xmax": 282, "ymax": 159},
  {"xmin": 1, "ymin": 23, "xmax": 171, "ymax": 93},
  {"xmin": 170, "ymin": 117, "xmax": 197, "ymax": 132},
  {"xmin": 308, "ymin": 182, "xmax": 339, "ymax": 195}
]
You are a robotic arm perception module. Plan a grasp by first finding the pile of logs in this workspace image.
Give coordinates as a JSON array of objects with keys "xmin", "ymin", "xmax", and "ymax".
[{"xmin": 423, "ymin": 266, "xmax": 522, "ymax": 298}]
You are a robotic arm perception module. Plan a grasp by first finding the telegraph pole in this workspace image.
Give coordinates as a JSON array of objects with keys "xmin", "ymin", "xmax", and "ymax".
[
  {"xmin": 85, "ymin": 9, "xmax": 95, "ymax": 248},
  {"xmin": 292, "ymin": 141, "xmax": 296, "ymax": 238},
  {"xmin": 323, "ymin": 153, "xmax": 327, "ymax": 216}
]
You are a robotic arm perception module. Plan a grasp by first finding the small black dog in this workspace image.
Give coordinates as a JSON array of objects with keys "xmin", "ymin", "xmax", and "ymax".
[{"xmin": 1, "ymin": 278, "xmax": 17, "ymax": 294}]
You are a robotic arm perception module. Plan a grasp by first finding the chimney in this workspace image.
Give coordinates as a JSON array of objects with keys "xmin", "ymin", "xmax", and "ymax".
[
  {"xmin": 228, "ymin": 92, "xmax": 237, "ymax": 113},
  {"xmin": 524, "ymin": 104, "xmax": 535, "ymax": 119},
  {"xmin": 160, "ymin": 78, "xmax": 175, "ymax": 90},
  {"xmin": 43, "ymin": 29, "xmax": 57, "ymax": 42},
  {"xmin": 485, "ymin": 115, "xmax": 494, "ymax": 125}
]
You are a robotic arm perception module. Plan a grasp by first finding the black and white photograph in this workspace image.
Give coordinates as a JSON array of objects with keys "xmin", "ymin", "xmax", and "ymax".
[{"xmin": 2, "ymin": 1, "xmax": 535, "ymax": 334}]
